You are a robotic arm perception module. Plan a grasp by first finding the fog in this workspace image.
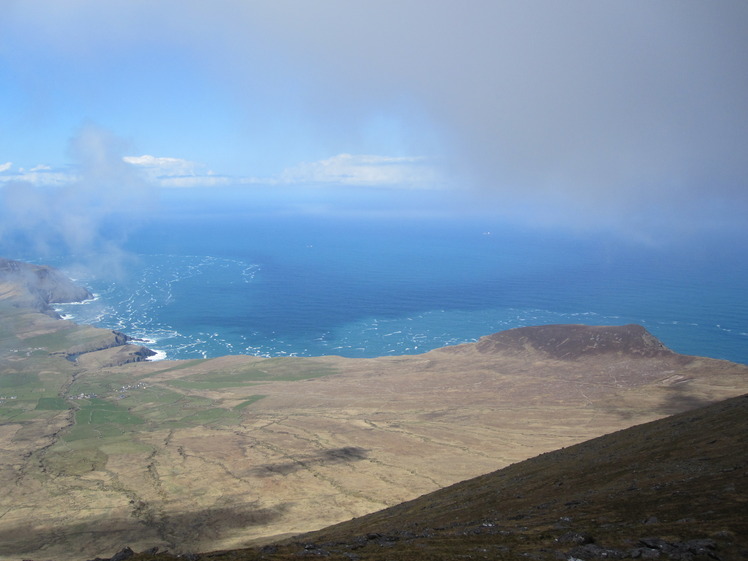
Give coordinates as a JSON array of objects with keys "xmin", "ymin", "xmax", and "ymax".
[
  {"xmin": 2, "ymin": 1, "xmax": 747, "ymax": 240},
  {"xmin": 232, "ymin": 2, "xmax": 748, "ymax": 236},
  {"xmin": 0, "ymin": 126, "xmax": 153, "ymax": 277}
]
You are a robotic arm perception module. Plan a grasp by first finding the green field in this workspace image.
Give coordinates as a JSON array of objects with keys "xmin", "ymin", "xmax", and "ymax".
[
  {"xmin": 0, "ymin": 302, "xmax": 335, "ymax": 515},
  {"xmin": 0, "ymin": 371, "xmax": 39, "ymax": 388},
  {"xmin": 36, "ymin": 397, "xmax": 69, "ymax": 410},
  {"xmin": 166, "ymin": 358, "xmax": 337, "ymax": 389},
  {"xmin": 234, "ymin": 395, "xmax": 267, "ymax": 410},
  {"xmin": 63, "ymin": 398, "xmax": 145, "ymax": 441}
]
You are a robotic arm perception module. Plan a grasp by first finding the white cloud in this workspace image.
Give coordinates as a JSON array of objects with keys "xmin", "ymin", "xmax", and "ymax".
[
  {"xmin": 123, "ymin": 154, "xmax": 238, "ymax": 187},
  {"xmin": 0, "ymin": 163, "xmax": 74, "ymax": 186},
  {"xmin": 120, "ymin": 152, "xmax": 441, "ymax": 189},
  {"xmin": 123, "ymin": 154, "xmax": 206, "ymax": 177},
  {"xmin": 279, "ymin": 154, "xmax": 441, "ymax": 188},
  {"xmin": 2, "ymin": 153, "xmax": 440, "ymax": 190},
  {"xmin": 0, "ymin": 125, "xmax": 154, "ymax": 276}
]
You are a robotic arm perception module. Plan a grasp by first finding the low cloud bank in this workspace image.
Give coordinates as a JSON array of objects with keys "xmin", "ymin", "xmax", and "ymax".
[
  {"xmin": 0, "ymin": 126, "xmax": 154, "ymax": 277},
  {"xmin": 4, "ymin": 1, "xmax": 747, "ymax": 240}
]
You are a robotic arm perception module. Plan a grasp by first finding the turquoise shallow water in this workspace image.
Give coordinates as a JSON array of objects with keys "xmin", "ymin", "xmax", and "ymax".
[{"xmin": 45, "ymin": 209, "xmax": 748, "ymax": 364}]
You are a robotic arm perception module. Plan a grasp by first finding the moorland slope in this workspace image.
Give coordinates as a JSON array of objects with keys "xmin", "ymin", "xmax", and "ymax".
[{"xmin": 153, "ymin": 392, "xmax": 745, "ymax": 561}]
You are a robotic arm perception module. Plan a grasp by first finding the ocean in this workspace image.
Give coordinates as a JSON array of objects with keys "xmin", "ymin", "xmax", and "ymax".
[{"xmin": 41, "ymin": 193, "xmax": 748, "ymax": 365}]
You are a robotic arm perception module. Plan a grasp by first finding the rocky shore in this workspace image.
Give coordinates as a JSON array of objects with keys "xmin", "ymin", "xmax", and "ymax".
[{"xmin": 0, "ymin": 257, "xmax": 155, "ymax": 366}]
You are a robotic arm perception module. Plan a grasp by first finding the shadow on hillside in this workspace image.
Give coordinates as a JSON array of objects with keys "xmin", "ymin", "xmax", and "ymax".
[
  {"xmin": 657, "ymin": 387, "xmax": 713, "ymax": 415},
  {"xmin": 248, "ymin": 446, "xmax": 369, "ymax": 478},
  {"xmin": 0, "ymin": 501, "xmax": 290, "ymax": 559},
  {"xmin": 163, "ymin": 502, "xmax": 291, "ymax": 540},
  {"xmin": 600, "ymin": 387, "xmax": 717, "ymax": 421}
]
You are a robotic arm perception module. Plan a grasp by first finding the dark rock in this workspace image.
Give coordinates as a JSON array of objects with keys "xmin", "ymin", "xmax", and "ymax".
[
  {"xmin": 684, "ymin": 539, "xmax": 716, "ymax": 552},
  {"xmin": 640, "ymin": 538, "xmax": 673, "ymax": 551},
  {"xmin": 568, "ymin": 543, "xmax": 625, "ymax": 559},
  {"xmin": 683, "ymin": 539, "xmax": 718, "ymax": 558},
  {"xmin": 557, "ymin": 531, "xmax": 594, "ymax": 545},
  {"xmin": 297, "ymin": 543, "xmax": 329, "ymax": 556},
  {"xmin": 637, "ymin": 538, "xmax": 720, "ymax": 561},
  {"xmin": 110, "ymin": 547, "xmax": 134, "ymax": 561},
  {"xmin": 630, "ymin": 548, "xmax": 661, "ymax": 559},
  {"xmin": 377, "ymin": 535, "xmax": 399, "ymax": 543},
  {"xmin": 398, "ymin": 530, "xmax": 418, "ymax": 539}
]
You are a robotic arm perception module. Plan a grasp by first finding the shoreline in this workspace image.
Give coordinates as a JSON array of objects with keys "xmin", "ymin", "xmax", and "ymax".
[
  {"xmin": 53, "ymin": 290, "xmax": 169, "ymax": 361},
  {"xmin": 7, "ymin": 255, "xmax": 748, "ymax": 366},
  {"xmin": 1, "ymin": 257, "xmax": 158, "ymax": 366}
]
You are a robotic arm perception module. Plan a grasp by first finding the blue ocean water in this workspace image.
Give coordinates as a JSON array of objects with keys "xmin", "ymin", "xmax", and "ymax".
[{"xmin": 47, "ymin": 206, "xmax": 748, "ymax": 365}]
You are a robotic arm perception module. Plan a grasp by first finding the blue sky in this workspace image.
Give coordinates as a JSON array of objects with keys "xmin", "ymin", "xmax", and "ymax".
[{"xmin": 1, "ymin": 1, "xmax": 748, "ymax": 242}]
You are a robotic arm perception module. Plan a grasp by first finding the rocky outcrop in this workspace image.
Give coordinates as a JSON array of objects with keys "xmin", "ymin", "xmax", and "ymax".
[
  {"xmin": 74, "ymin": 343, "xmax": 156, "ymax": 369},
  {"xmin": 62, "ymin": 330, "xmax": 132, "ymax": 358}
]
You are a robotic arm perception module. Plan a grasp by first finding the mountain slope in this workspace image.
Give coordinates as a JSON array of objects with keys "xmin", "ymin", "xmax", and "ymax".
[{"xmin": 130, "ymin": 393, "xmax": 748, "ymax": 560}]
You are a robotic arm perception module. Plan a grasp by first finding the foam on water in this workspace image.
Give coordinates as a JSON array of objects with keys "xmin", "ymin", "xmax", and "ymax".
[
  {"xmin": 41, "ymin": 214, "xmax": 748, "ymax": 365},
  {"xmin": 54, "ymin": 254, "xmax": 260, "ymax": 359}
]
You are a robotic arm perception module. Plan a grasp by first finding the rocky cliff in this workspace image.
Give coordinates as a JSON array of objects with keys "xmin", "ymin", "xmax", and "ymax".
[
  {"xmin": 0, "ymin": 257, "xmax": 92, "ymax": 314},
  {"xmin": 0, "ymin": 257, "xmax": 154, "ymax": 365}
]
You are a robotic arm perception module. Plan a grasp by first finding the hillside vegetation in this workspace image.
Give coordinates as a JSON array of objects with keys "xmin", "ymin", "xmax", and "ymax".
[{"xmin": 124, "ymin": 392, "xmax": 748, "ymax": 560}]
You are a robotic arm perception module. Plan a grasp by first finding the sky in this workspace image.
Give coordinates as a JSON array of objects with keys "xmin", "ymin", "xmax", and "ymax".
[{"xmin": 1, "ymin": 0, "xmax": 747, "ymax": 245}]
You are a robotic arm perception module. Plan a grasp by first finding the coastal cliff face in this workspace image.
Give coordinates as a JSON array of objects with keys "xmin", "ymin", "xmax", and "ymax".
[
  {"xmin": 0, "ymin": 257, "xmax": 154, "ymax": 365},
  {"xmin": 1, "ymin": 258, "xmax": 748, "ymax": 561},
  {"xmin": 0, "ymin": 257, "xmax": 92, "ymax": 314}
]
